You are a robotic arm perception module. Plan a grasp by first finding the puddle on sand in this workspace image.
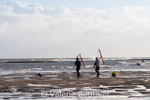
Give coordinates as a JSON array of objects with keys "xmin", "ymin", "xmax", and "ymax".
[{"xmin": 0, "ymin": 85, "xmax": 150, "ymax": 100}]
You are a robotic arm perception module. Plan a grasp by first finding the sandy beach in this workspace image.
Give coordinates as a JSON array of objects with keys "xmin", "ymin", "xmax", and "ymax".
[
  {"xmin": 0, "ymin": 70, "xmax": 150, "ymax": 100},
  {"xmin": 1, "ymin": 0, "xmax": 150, "ymax": 99}
]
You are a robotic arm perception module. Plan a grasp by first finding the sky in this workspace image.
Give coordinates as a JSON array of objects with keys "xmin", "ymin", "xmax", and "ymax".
[{"xmin": 1, "ymin": 0, "xmax": 150, "ymax": 58}]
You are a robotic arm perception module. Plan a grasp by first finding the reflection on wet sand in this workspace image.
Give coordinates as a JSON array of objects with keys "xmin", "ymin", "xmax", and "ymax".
[{"xmin": 0, "ymin": 71, "xmax": 150, "ymax": 99}]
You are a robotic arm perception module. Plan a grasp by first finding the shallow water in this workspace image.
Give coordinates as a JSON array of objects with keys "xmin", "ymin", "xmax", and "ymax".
[
  {"xmin": 0, "ymin": 58, "xmax": 150, "ymax": 74},
  {"xmin": 0, "ymin": 58, "xmax": 150, "ymax": 100}
]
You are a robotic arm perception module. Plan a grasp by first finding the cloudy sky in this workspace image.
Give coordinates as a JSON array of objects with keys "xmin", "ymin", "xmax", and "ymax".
[{"xmin": 1, "ymin": 0, "xmax": 150, "ymax": 58}]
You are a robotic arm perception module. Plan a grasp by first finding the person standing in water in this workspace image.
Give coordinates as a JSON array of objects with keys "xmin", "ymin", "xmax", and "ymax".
[
  {"xmin": 94, "ymin": 57, "xmax": 100, "ymax": 77},
  {"xmin": 74, "ymin": 58, "xmax": 81, "ymax": 78}
]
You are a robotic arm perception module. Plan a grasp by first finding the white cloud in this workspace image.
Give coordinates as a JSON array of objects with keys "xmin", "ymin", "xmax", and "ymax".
[{"xmin": 1, "ymin": 1, "xmax": 150, "ymax": 58}]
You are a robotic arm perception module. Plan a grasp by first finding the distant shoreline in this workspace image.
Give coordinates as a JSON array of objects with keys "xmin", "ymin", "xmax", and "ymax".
[
  {"xmin": 0, "ymin": 60, "xmax": 56, "ymax": 63},
  {"xmin": 1, "ymin": 57, "xmax": 150, "ymax": 63}
]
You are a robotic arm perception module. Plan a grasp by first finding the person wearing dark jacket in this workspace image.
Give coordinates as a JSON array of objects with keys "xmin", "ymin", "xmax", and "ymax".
[
  {"xmin": 94, "ymin": 57, "xmax": 100, "ymax": 77},
  {"xmin": 74, "ymin": 58, "xmax": 81, "ymax": 78}
]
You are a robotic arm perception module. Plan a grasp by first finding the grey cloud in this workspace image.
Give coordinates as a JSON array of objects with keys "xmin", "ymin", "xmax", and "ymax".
[{"xmin": 1, "ymin": 1, "xmax": 150, "ymax": 57}]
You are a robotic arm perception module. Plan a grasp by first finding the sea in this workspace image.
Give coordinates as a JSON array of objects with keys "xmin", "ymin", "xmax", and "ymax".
[{"xmin": 0, "ymin": 57, "xmax": 150, "ymax": 75}]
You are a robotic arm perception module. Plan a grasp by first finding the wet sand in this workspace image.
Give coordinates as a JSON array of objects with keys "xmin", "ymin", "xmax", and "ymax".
[{"xmin": 0, "ymin": 71, "xmax": 150, "ymax": 99}]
